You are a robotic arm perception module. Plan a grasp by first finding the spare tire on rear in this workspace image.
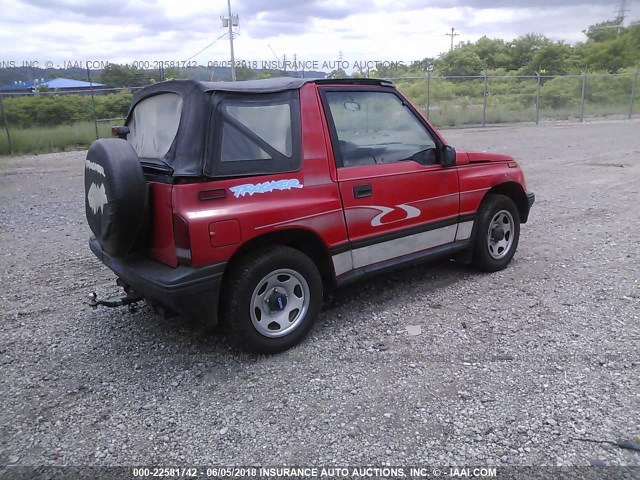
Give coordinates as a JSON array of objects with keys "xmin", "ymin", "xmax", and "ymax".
[{"xmin": 84, "ymin": 138, "xmax": 148, "ymax": 257}]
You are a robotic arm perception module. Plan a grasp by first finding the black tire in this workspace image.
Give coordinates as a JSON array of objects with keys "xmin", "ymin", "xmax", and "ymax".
[
  {"xmin": 471, "ymin": 194, "xmax": 520, "ymax": 272},
  {"xmin": 85, "ymin": 138, "xmax": 148, "ymax": 257},
  {"xmin": 221, "ymin": 246, "xmax": 323, "ymax": 354}
]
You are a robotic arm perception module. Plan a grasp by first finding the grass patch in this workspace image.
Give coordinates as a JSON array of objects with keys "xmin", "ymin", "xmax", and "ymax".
[
  {"xmin": 421, "ymin": 102, "xmax": 632, "ymax": 126},
  {"xmin": 423, "ymin": 103, "xmax": 535, "ymax": 127},
  {"xmin": 0, "ymin": 121, "xmax": 114, "ymax": 155}
]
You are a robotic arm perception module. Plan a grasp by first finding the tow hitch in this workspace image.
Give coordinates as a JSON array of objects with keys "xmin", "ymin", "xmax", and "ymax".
[{"xmin": 87, "ymin": 279, "xmax": 144, "ymax": 313}]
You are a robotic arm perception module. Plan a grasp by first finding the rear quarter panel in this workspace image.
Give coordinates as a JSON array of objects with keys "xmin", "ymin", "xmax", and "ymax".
[{"xmin": 145, "ymin": 182, "xmax": 177, "ymax": 267}]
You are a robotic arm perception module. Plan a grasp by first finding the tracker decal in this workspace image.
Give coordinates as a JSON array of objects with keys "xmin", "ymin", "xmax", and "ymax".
[{"xmin": 230, "ymin": 179, "xmax": 303, "ymax": 198}]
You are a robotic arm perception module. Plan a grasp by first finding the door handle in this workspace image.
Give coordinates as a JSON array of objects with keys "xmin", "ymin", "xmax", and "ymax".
[{"xmin": 353, "ymin": 184, "xmax": 373, "ymax": 198}]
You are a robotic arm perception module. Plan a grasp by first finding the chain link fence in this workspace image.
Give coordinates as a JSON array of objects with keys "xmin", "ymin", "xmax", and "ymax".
[
  {"xmin": 1, "ymin": 71, "xmax": 639, "ymax": 155},
  {"xmin": 387, "ymin": 70, "xmax": 640, "ymax": 128}
]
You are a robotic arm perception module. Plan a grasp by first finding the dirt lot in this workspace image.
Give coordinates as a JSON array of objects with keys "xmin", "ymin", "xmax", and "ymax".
[{"xmin": 0, "ymin": 120, "xmax": 639, "ymax": 469}]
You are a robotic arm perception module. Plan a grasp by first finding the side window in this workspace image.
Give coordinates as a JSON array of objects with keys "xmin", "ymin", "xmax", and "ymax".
[
  {"xmin": 221, "ymin": 103, "xmax": 292, "ymax": 162},
  {"xmin": 127, "ymin": 93, "xmax": 183, "ymax": 159},
  {"xmin": 209, "ymin": 91, "xmax": 300, "ymax": 177},
  {"xmin": 324, "ymin": 91, "xmax": 436, "ymax": 167}
]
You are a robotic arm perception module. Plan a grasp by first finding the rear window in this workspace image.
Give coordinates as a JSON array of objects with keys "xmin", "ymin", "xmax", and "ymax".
[
  {"xmin": 127, "ymin": 93, "xmax": 183, "ymax": 159},
  {"xmin": 208, "ymin": 91, "xmax": 300, "ymax": 177}
]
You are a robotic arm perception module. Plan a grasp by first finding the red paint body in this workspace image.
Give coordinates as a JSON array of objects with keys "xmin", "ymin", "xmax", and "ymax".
[{"xmin": 144, "ymin": 82, "xmax": 530, "ymax": 279}]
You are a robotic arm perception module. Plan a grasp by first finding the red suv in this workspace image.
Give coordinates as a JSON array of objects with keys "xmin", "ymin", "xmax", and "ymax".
[{"xmin": 85, "ymin": 77, "xmax": 534, "ymax": 353}]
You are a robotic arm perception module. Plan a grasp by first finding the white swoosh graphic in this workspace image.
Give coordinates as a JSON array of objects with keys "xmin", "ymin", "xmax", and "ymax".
[
  {"xmin": 397, "ymin": 204, "xmax": 421, "ymax": 220},
  {"xmin": 370, "ymin": 206, "xmax": 395, "ymax": 227},
  {"xmin": 366, "ymin": 204, "xmax": 421, "ymax": 227}
]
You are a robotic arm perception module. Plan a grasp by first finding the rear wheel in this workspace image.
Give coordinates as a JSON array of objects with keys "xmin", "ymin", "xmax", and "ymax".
[
  {"xmin": 222, "ymin": 246, "xmax": 323, "ymax": 353},
  {"xmin": 471, "ymin": 194, "xmax": 520, "ymax": 272}
]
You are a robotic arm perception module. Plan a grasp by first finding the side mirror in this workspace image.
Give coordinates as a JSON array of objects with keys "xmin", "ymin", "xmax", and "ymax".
[{"xmin": 440, "ymin": 145, "xmax": 456, "ymax": 167}]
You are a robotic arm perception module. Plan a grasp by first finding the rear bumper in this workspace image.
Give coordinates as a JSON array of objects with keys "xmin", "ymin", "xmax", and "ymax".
[{"xmin": 89, "ymin": 237, "xmax": 224, "ymax": 323}]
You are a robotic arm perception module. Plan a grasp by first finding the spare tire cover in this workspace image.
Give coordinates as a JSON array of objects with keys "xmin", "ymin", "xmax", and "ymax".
[{"xmin": 85, "ymin": 138, "xmax": 148, "ymax": 257}]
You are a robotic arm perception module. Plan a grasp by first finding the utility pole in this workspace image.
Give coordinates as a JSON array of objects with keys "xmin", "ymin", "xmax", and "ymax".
[
  {"xmin": 615, "ymin": 0, "xmax": 629, "ymax": 33},
  {"xmin": 615, "ymin": 0, "xmax": 628, "ymax": 24},
  {"xmin": 227, "ymin": 0, "xmax": 236, "ymax": 81},
  {"xmin": 221, "ymin": 0, "xmax": 238, "ymax": 81},
  {"xmin": 446, "ymin": 27, "xmax": 459, "ymax": 52}
]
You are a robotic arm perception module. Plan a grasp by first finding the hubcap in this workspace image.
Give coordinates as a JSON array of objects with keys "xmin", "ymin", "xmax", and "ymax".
[
  {"xmin": 487, "ymin": 210, "xmax": 514, "ymax": 260},
  {"xmin": 250, "ymin": 269, "xmax": 310, "ymax": 338},
  {"xmin": 267, "ymin": 289, "xmax": 288, "ymax": 312}
]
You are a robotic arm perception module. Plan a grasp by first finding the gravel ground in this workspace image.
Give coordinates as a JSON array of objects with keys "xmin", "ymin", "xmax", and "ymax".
[{"xmin": 0, "ymin": 120, "xmax": 639, "ymax": 469}]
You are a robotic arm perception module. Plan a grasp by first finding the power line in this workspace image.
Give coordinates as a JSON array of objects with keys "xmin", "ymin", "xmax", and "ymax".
[
  {"xmin": 267, "ymin": 44, "xmax": 281, "ymax": 64},
  {"xmin": 186, "ymin": 32, "xmax": 228, "ymax": 62}
]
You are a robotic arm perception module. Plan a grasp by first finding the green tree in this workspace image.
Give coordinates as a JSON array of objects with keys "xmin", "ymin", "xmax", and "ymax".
[
  {"xmin": 507, "ymin": 34, "xmax": 552, "ymax": 71},
  {"xmin": 473, "ymin": 37, "xmax": 509, "ymax": 70},
  {"xmin": 438, "ymin": 48, "xmax": 484, "ymax": 76},
  {"xmin": 583, "ymin": 19, "xmax": 622, "ymax": 42},
  {"xmin": 163, "ymin": 67, "xmax": 191, "ymax": 81},
  {"xmin": 234, "ymin": 65, "xmax": 257, "ymax": 81},
  {"xmin": 327, "ymin": 68, "xmax": 348, "ymax": 79},
  {"xmin": 95, "ymin": 90, "xmax": 133, "ymax": 119},
  {"xmin": 580, "ymin": 22, "xmax": 640, "ymax": 72},
  {"xmin": 525, "ymin": 42, "xmax": 575, "ymax": 74},
  {"xmin": 99, "ymin": 64, "xmax": 148, "ymax": 87},
  {"xmin": 256, "ymin": 69, "xmax": 281, "ymax": 79},
  {"xmin": 411, "ymin": 57, "xmax": 437, "ymax": 72}
]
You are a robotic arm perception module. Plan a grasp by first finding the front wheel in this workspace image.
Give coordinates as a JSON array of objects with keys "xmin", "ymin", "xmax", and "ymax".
[
  {"xmin": 471, "ymin": 194, "xmax": 521, "ymax": 272},
  {"xmin": 221, "ymin": 246, "xmax": 323, "ymax": 353}
]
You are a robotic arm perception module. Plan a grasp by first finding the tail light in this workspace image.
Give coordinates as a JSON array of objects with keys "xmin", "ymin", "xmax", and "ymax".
[
  {"xmin": 172, "ymin": 214, "xmax": 192, "ymax": 265},
  {"xmin": 112, "ymin": 126, "xmax": 130, "ymax": 138}
]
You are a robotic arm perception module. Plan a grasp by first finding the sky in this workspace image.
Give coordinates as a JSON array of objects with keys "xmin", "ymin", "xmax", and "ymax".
[{"xmin": 0, "ymin": 0, "xmax": 638, "ymax": 71}]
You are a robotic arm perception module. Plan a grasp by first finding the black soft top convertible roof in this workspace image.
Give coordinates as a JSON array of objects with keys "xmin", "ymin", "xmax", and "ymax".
[
  {"xmin": 130, "ymin": 77, "xmax": 395, "ymax": 104},
  {"xmin": 126, "ymin": 77, "xmax": 395, "ymax": 177}
]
